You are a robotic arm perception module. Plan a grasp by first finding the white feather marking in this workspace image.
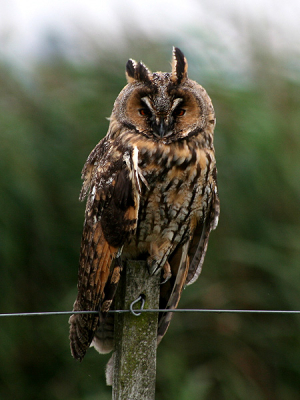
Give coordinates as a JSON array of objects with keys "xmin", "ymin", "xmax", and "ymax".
[
  {"xmin": 132, "ymin": 146, "xmax": 139, "ymax": 171},
  {"xmin": 132, "ymin": 146, "xmax": 141, "ymax": 192},
  {"xmin": 124, "ymin": 146, "xmax": 149, "ymax": 194},
  {"xmin": 123, "ymin": 152, "xmax": 131, "ymax": 170},
  {"xmin": 90, "ymin": 185, "xmax": 96, "ymax": 203},
  {"xmin": 132, "ymin": 146, "xmax": 149, "ymax": 191}
]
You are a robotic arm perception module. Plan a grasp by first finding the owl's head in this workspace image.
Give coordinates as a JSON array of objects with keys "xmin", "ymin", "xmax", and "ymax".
[{"xmin": 111, "ymin": 47, "xmax": 215, "ymax": 144}]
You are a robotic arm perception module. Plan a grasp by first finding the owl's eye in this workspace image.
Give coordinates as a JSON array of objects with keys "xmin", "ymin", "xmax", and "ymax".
[
  {"xmin": 139, "ymin": 108, "xmax": 151, "ymax": 117},
  {"xmin": 173, "ymin": 108, "xmax": 186, "ymax": 117}
]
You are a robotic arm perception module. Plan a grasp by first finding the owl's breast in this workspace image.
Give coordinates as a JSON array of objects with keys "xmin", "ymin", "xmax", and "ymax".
[{"xmin": 123, "ymin": 140, "xmax": 216, "ymax": 264}]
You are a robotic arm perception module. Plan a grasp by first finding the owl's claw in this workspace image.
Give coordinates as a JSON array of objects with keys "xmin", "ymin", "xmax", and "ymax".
[
  {"xmin": 161, "ymin": 261, "xmax": 171, "ymax": 285},
  {"xmin": 147, "ymin": 258, "xmax": 172, "ymax": 284},
  {"xmin": 147, "ymin": 260, "xmax": 160, "ymax": 276},
  {"xmin": 160, "ymin": 273, "xmax": 171, "ymax": 285}
]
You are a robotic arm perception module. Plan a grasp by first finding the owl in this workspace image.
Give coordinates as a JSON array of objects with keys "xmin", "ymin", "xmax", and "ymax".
[{"xmin": 69, "ymin": 47, "xmax": 220, "ymax": 361}]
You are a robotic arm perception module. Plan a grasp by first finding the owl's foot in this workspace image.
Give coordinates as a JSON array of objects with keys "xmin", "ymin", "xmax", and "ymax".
[{"xmin": 147, "ymin": 259, "xmax": 171, "ymax": 284}]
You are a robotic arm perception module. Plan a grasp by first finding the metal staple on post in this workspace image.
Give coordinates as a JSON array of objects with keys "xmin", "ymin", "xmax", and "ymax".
[{"xmin": 129, "ymin": 295, "xmax": 145, "ymax": 316}]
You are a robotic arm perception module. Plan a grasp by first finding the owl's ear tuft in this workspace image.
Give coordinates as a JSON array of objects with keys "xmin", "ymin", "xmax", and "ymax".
[
  {"xmin": 171, "ymin": 47, "xmax": 188, "ymax": 84},
  {"xmin": 126, "ymin": 59, "xmax": 151, "ymax": 83},
  {"xmin": 136, "ymin": 62, "xmax": 151, "ymax": 83},
  {"xmin": 126, "ymin": 59, "xmax": 136, "ymax": 82}
]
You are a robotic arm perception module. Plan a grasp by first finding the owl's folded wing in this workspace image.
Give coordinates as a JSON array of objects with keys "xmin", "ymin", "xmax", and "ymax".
[
  {"xmin": 186, "ymin": 182, "xmax": 220, "ymax": 286},
  {"xmin": 69, "ymin": 144, "xmax": 142, "ymax": 361}
]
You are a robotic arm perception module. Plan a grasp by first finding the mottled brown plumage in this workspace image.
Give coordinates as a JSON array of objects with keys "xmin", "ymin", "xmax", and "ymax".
[{"xmin": 69, "ymin": 47, "xmax": 220, "ymax": 361}]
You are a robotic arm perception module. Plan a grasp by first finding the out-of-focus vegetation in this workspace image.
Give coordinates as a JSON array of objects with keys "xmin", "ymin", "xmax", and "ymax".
[{"xmin": 1, "ymin": 34, "xmax": 300, "ymax": 400}]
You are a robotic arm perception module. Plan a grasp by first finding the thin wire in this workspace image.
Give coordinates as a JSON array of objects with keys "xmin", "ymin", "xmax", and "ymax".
[{"xmin": 1, "ymin": 309, "xmax": 300, "ymax": 318}]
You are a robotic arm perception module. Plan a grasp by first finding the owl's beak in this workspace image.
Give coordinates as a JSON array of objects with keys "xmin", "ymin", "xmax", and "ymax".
[{"xmin": 153, "ymin": 118, "xmax": 169, "ymax": 138}]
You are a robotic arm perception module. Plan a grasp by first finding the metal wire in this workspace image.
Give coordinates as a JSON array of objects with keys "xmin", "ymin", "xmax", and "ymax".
[{"xmin": 1, "ymin": 308, "xmax": 300, "ymax": 318}]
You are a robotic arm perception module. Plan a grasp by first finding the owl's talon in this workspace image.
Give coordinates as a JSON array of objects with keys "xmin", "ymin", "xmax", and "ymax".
[
  {"xmin": 147, "ymin": 262, "xmax": 160, "ymax": 276},
  {"xmin": 160, "ymin": 261, "xmax": 171, "ymax": 284},
  {"xmin": 160, "ymin": 272, "xmax": 172, "ymax": 285}
]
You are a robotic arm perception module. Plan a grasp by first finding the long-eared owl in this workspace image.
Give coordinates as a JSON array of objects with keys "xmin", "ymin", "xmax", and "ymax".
[{"xmin": 69, "ymin": 47, "xmax": 220, "ymax": 361}]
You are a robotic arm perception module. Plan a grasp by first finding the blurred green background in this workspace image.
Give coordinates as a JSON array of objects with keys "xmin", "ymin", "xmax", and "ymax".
[{"xmin": 1, "ymin": 2, "xmax": 300, "ymax": 399}]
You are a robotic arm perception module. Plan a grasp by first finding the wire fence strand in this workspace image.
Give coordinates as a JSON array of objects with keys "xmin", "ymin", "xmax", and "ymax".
[{"xmin": 2, "ymin": 308, "xmax": 300, "ymax": 318}]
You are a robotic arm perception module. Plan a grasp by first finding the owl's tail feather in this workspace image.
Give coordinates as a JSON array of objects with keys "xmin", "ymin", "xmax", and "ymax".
[
  {"xmin": 69, "ymin": 312, "xmax": 99, "ymax": 361},
  {"xmin": 69, "ymin": 223, "xmax": 119, "ymax": 361}
]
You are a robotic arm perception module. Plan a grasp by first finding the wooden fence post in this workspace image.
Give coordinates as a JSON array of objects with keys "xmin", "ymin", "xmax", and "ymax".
[{"xmin": 112, "ymin": 260, "xmax": 160, "ymax": 400}]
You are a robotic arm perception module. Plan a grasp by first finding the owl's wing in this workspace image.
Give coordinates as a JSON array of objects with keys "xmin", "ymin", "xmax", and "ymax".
[
  {"xmin": 186, "ymin": 183, "xmax": 220, "ymax": 285},
  {"xmin": 157, "ymin": 181, "xmax": 220, "ymax": 343},
  {"xmin": 69, "ymin": 143, "xmax": 142, "ymax": 361}
]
